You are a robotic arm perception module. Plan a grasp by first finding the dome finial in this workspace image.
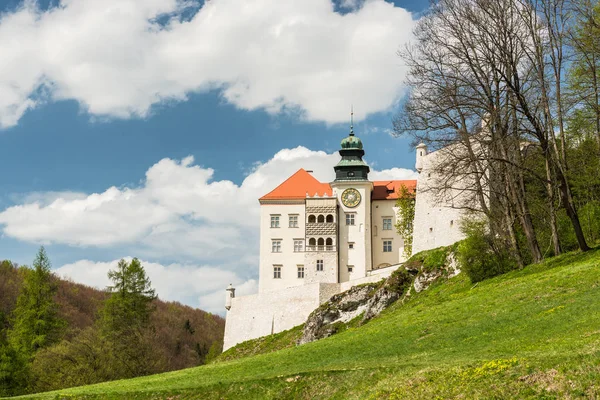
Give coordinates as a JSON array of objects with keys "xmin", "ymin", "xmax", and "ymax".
[{"xmin": 350, "ymin": 105, "xmax": 354, "ymax": 136}]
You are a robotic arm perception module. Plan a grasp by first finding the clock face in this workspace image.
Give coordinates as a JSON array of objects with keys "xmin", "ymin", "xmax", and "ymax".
[{"xmin": 341, "ymin": 188, "xmax": 361, "ymax": 208}]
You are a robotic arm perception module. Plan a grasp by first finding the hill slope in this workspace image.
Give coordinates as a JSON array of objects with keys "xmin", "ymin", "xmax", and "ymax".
[
  {"xmin": 0, "ymin": 260, "xmax": 225, "ymax": 383},
  {"xmin": 15, "ymin": 250, "xmax": 600, "ymax": 399}
]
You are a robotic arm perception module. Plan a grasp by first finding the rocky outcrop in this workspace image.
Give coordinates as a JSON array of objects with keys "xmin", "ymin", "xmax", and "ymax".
[
  {"xmin": 299, "ymin": 247, "xmax": 461, "ymax": 345},
  {"xmin": 299, "ymin": 269, "xmax": 414, "ymax": 345}
]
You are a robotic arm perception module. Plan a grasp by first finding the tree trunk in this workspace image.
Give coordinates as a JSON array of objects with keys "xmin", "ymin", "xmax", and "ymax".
[{"xmin": 545, "ymin": 157, "xmax": 562, "ymax": 255}]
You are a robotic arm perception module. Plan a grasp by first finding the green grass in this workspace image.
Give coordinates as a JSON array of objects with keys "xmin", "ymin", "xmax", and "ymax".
[
  {"xmin": 215, "ymin": 324, "xmax": 304, "ymax": 363},
  {"xmin": 12, "ymin": 249, "xmax": 600, "ymax": 399}
]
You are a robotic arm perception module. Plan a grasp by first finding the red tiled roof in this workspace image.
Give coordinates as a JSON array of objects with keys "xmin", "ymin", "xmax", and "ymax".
[
  {"xmin": 259, "ymin": 169, "xmax": 417, "ymax": 201},
  {"xmin": 259, "ymin": 169, "xmax": 333, "ymax": 201},
  {"xmin": 372, "ymin": 180, "xmax": 417, "ymax": 200}
]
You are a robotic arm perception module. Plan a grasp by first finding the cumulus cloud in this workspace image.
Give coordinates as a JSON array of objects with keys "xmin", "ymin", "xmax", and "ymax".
[
  {"xmin": 0, "ymin": 146, "xmax": 417, "ymax": 311},
  {"xmin": 55, "ymin": 257, "xmax": 257, "ymax": 313},
  {"xmin": 0, "ymin": 0, "xmax": 415, "ymax": 128},
  {"xmin": 0, "ymin": 146, "xmax": 416, "ymax": 258}
]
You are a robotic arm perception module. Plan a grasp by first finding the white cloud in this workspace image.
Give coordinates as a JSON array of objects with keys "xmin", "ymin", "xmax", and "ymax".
[
  {"xmin": 1, "ymin": 146, "xmax": 417, "ymax": 311},
  {"xmin": 370, "ymin": 167, "xmax": 418, "ymax": 181},
  {"xmin": 55, "ymin": 257, "xmax": 256, "ymax": 313},
  {"xmin": 0, "ymin": 146, "xmax": 417, "ymax": 255},
  {"xmin": 0, "ymin": 0, "xmax": 415, "ymax": 128}
]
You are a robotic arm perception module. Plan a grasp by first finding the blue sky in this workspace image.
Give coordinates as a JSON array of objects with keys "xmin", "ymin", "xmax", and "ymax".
[{"xmin": 0, "ymin": 0, "xmax": 427, "ymax": 312}]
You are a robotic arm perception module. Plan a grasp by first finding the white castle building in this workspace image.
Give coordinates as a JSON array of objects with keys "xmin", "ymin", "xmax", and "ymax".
[{"xmin": 223, "ymin": 127, "xmax": 467, "ymax": 350}]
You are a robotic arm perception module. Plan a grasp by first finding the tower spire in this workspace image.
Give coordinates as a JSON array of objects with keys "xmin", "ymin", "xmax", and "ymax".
[{"xmin": 350, "ymin": 105, "xmax": 354, "ymax": 136}]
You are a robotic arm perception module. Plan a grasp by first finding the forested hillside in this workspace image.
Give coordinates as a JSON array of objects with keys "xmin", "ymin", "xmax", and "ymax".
[{"xmin": 0, "ymin": 251, "xmax": 224, "ymax": 396}]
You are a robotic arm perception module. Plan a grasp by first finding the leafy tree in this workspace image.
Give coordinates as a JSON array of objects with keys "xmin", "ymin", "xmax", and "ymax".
[
  {"xmin": 205, "ymin": 340, "xmax": 223, "ymax": 364},
  {"xmin": 457, "ymin": 218, "xmax": 518, "ymax": 283},
  {"xmin": 30, "ymin": 327, "xmax": 115, "ymax": 392},
  {"xmin": 100, "ymin": 258, "xmax": 158, "ymax": 378},
  {"xmin": 568, "ymin": 0, "xmax": 600, "ymax": 151},
  {"xmin": 8, "ymin": 247, "xmax": 64, "ymax": 358},
  {"xmin": 0, "ymin": 340, "xmax": 28, "ymax": 397},
  {"xmin": 395, "ymin": 185, "xmax": 416, "ymax": 258}
]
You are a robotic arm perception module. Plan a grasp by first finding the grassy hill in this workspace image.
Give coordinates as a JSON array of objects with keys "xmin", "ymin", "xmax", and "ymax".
[{"xmin": 13, "ymin": 249, "xmax": 600, "ymax": 399}]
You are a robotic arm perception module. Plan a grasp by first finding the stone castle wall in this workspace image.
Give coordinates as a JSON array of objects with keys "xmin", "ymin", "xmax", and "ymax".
[
  {"xmin": 223, "ymin": 282, "xmax": 339, "ymax": 350},
  {"xmin": 223, "ymin": 266, "xmax": 398, "ymax": 351},
  {"xmin": 412, "ymin": 145, "xmax": 469, "ymax": 254}
]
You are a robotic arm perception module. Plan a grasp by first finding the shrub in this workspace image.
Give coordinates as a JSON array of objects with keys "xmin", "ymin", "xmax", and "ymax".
[
  {"xmin": 406, "ymin": 246, "xmax": 451, "ymax": 272},
  {"xmin": 457, "ymin": 218, "xmax": 518, "ymax": 283}
]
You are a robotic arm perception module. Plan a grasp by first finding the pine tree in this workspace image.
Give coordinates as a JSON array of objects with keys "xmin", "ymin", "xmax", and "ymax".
[
  {"xmin": 101, "ymin": 258, "xmax": 158, "ymax": 377},
  {"xmin": 8, "ymin": 247, "xmax": 64, "ymax": 358}
]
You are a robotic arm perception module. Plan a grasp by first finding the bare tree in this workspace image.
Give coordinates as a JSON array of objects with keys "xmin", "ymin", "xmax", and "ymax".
[{"xmin": 396, "ymin": 0, "xmax": 591, "ymax": 262}]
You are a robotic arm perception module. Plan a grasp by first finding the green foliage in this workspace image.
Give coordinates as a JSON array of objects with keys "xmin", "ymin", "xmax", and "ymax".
[
  {"xmin": 386, "ymin": 267, "xmax": 414, "ymax": 294},
  {"xmin": 567, "ymin": 0, "xmax": 600, "ymax": 143},
  {"xmin": 457, "ymin": 218, "xmax": 518, "ymax": 283},
  {"xmin": 0, "ymin": 252, "xmax": 225, "ymax": 395},
  {"xmin": 394, "ymin": 184, "xmax": 416, "ymax": 258},
  {"xmin": 0, "ymin": 340, "xmax": 28, "ymax": 397},
  {"xmin": 103, "ymin": 258, "xmax": 156, "ymax": 332},
  {"xmin": 406, "ymin": 245, "xmax": 453, "ymax": 272},
  {"xmin": 204, "ymin": 340, "xmax": 223, "ymax": 364},
  {"xmin": 30, "ymin": 328, "xmax": 116, "ymax": 393},
  {"xmin": 18, "ymin": 249, "xmax": 600, "ymax": 399},
  {"xmin": 8, "ymin": 247, "xmax": 65, "ymax": 359},
  {"xmin": 99, "ymin": 258, "xmax": 158, "ymax": 378}
]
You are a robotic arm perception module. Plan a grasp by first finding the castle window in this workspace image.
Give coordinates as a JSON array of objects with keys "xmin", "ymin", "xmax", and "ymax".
[
  {"xmin": 273, "ymin": 265, "xmax": 282, "ymax": 279},
  {"xmin": 347, "ymin": 265, "xmax": 354, "ymax": 273},
  {"xmin": 318, "ymin": 215, "xmax": 325, "ymax": 223},
  {"xmin": 383, "ymin": 217, "xmax": 392, "ymax": 230},
  {"xmin": 326, "ymin": 214, "xmax": 334, "ymax": 223},
  {"xmin": 326, "ymin": 238, "xmax": 333, "ymax": 246},
  {"xmin": 308, "ymin": 215, "xmax": 316, "ymax": 223},
  {"xmin": 293, "ymin": 240, "xmax": 304, "ymax": 252},
  {"xmin": 297, "ymin": 265, "xmax": 305, "ymax": 279},
  {"xmin": 289, "ymin": 215, "xmax": 298, "ymax": 228},
  {"xmin": 317, "ymin": 238, "xmax": 325, "ymax": 246},
  {"xmin": 346, "ymin": 213, "xmax": 355, "ymax": 225},
  {"xmin": 308, "ymin": 238, "xmax": 316, "ymax": 246},
  {"xmin": 316, "ymin": 260, "xmax": 324, "ymax": 271},
  {"xmin": 383, "ymin": 240, "xmax": 392, "ymax": 252},
  {"xmin": 271, "ymin": 240, "xmax": 282, "ymax": 253},
  {"xmin": 348, "ymin": 242, "xmax": 354, "ymax": 249},
  {"xmin": 450, "ymin": 220, "xmax": 454, "ymax": 227},
  {"xmin": 270, "ymin": 215, "xmax": 280, "ymax": 228}
]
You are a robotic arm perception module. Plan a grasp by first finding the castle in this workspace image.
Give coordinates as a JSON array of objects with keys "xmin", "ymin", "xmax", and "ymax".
[{"xmin": 223, "ymin": 127, "xmax": 467, "ymax": 350}]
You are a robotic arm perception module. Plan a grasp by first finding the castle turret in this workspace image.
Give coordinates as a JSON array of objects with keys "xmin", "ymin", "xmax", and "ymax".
[
  {"xmin": 333, "ymin": 112, "xmax": 370, "ymax": 181},
  {"xmin": 225, "ymin": 284, "xmax": 235, "ymax": 310},
  {"xmin": 415, "ymin": 143, "xmax": 427, "ymax": 173}
]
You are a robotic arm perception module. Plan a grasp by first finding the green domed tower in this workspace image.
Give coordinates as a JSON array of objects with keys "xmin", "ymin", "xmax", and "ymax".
[{"xmin": 334, "ymin": 114, "xmax": 370, "ymax": 182}]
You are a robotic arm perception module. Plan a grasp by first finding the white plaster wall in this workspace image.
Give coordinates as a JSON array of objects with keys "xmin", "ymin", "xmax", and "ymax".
[
  {"xmin": 371, "ymin": 200, "xmax": 407, "ymax": 268},
  {"xmin": 412, "ymin": 148, "xmax": 467, "ymax": 254},
  {"xmin": 259, "ymin": 202, "xmax": 307, "ymax": 293},
  {"xmin": 223, "ymin": 282, "xmax": 340, "ymax": 350},
  {"xmin": 304, "ymin": 251, "xmax": 338, "ymax": 284},
  {"xmin": 333, "ymin": 182, "xmax": 373, "ymax": 283}
]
